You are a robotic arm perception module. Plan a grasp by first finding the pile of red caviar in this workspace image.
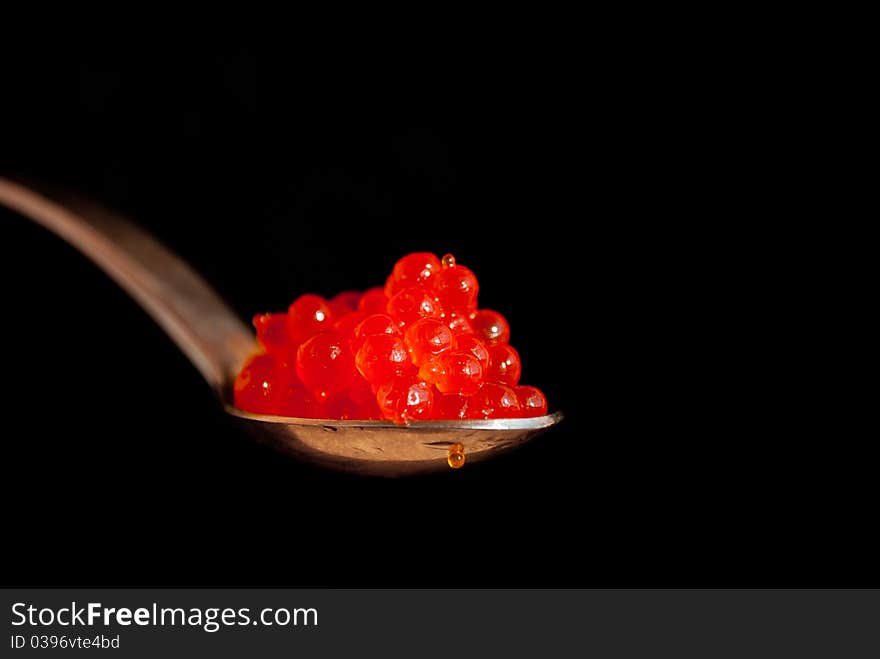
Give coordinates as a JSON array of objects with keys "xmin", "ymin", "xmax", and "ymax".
[{"xmin": 234, "ymin": 252, "xmax": 548, "ymax": 423}]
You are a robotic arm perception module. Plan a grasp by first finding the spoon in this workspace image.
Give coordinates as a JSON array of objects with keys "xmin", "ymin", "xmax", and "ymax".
[{"xmin": 0, "ymin": 177, "xmax": 562, "ymax": 476}]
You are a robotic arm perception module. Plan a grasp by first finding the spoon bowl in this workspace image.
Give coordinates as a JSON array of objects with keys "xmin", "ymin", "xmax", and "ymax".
[
  {"xmin": 228, "ymin": 405, "xmax": 563, "ymax": 476},
  {"xmin": 0, "ymin": 177, "xmax": 562, "ymax": 476}
]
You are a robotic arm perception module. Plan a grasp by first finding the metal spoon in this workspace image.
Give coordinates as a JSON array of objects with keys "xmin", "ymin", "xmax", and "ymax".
[{"xmin": 0, "ymin": 178, "xmax": 562, "ymax": 476}]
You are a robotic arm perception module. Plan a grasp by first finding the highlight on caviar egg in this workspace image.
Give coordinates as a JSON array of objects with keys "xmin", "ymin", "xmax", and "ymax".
[{"xmin": 233, "ymin": 252, "xmax": 549, "ymax": 423}]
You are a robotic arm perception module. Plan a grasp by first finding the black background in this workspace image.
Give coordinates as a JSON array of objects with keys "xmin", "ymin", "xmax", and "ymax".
[{"xmin": 1, "ymin": 42, "xmax": 873, "ymax": 586}]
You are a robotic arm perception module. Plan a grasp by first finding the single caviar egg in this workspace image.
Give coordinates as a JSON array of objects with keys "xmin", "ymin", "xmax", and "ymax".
[
  {"xmin": 376, "ymin": 375, "xmax": 434, "ymax": 424},
  {"xmin": 295, "ymin": 331, "xmax": 357, "ymax": 401},
  {"xmin": 385, "ymin": 252, "xmax": 442, "ymax": 298},
  {"xmin": 485, "ymin": 344, "xmax": 522, "ymax": 386},
  {"xmin": 433, "ymin": 351, "xmax": 483, "ymax": 396},
  {"xmin": 470, "ymin": 383, "xmax": 521, "ymax": 419},
  {"xmin": 445, "ymin": 311, "xmax": 474, "ymax": 336},
  {"xmin": 252, "ymin": 312, "xmax": 289, "ymax": 355},
  {"xmin": 447, "ymin": 443, "xmax": 466, "ymax": 468},
  {"xmin": 288, "ymin": 294, "xmax": 334, "ymax": 345},
  {"xmin": 471, "ymin": 309, "xmax": 510, "ymax": 346},
  {"xmin": 355, "ymin": 333, "xmax": 411, "ymax": 386},
  {"xmin": 353, "ymin": 313, "xmax": 400, "ymax": 351},
  {"xmin": 387, "ymin": 286, "xmax": 442, "ymax": 328},
  {"xmin": 456, "ymin": 335, "xmax": 490, "ymax": 372},
  {"xmin": 404, "ymin": 317, "xmax": 457, "ymax": 366},
  {"xmin": 358, "ymin": 287, "xmax": 390, "ymax": 314},
  {"xmin": 432, "ymin": 264, "xmax": 478, "ymax": 314},
  {"xmin": 234, "ymin": 353, "xmax": 284, "ymax": 414},
  {"xmin": 515, "ymin": 385, "xmax": 548, "ymax": 417},
  {"xmin": 334, "ymin": 310, "xmax": 369, "ymax": 350}
]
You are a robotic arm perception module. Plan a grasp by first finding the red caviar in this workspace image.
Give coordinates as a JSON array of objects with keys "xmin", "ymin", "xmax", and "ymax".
[
  {"xmin": 404, "ymin": 318, "xmax": 457, "ymax": 366},
  {"xmin": 471, "ymin": 309, "xmax": 510, "ymax": 346},
  {"xmin": 234, "ymin": 252, "xmax": 549, "ymax": 422}
]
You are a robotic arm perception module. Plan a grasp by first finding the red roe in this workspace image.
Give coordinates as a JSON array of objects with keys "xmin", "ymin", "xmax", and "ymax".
[
  {"xmin": 234, "ymin": 251, "xmax": 549, "ymax": 423},
  {"xmin": 276, "ymin": 386, "xmax": 324, "ymax": 418},
  {"xmin": 432, "ymin": 263, "xmax": 478, "ymax": 314},
  {"xmin": 456, "ymin": 335, "xmax": 490, "ymax": 372},
  {"xmin": 385, "ymin": 252, "xmax": 441, "ymax": 297},
  {"xmin": 355, "ymin": 333, "xmax": 411, "ymax": 386},
  {"xmin": 417, "ymin": 358, "xmax": 445, "ymax": 386},
  {"xmin": 354, "ymin": 313, "xmax": 399, "ymax": 351},
  {"xmin": 252, "ymin": 313, "xmax": 289, "ymax": 354},
  {"xmin": 515, "ymin": 385, "xmax": 548, "ymax": 417},
  {"xmin": 404, "ymin": 318, "xmax": 457, "ymax": 366},
  {"xmin": 327, "ymin": 381, "xmax": 382, "ymax": 420},
  {"xmin": 446, "ymin": 443, "xmax": 466, "ymax": 468},
  {"xmin": 328, "ymin": 290, "xmax": 361, "ymax": 317},
  {"xmin": 358, "ymin": 287, "xmax": 390, "ymax": 314},
  {"xmin": 387, "ymin": 286, "xmax": 442, "ymax": 328},
  {"xmin": 434, "ymin": 393, "xmax": 471, "ymax": 420},
  {"xmin": 334, "ymin": 310, "xmax": 368, "ymax": 349},
  {"xmin": 486, "ymin": 344, "xmax": 522, "ymax": 386},
  {"xmin": 470, "ymin": 383, "xmax": 522, "ymax": 419},
  {"xmin": 432, "ymin": 351, "xmax": 483, "ymax": 396},
  {"xmin": 288, "ymin": 294, "xmax": 334, "ymax": 344},
  {"xmin": 295, "ymin": 331, "xmax": 357, "ymax": 401},
  {"xmin": 471, "ymin": 309, "xmax": 510, "ymax": 345},
  {"xmin": 234, "ymin": 354, "xmax": 284, "ymax": 414},
  {"xmin": 445, "ymin": 312, "xmax": 474, "ymax": 336},
  {"xmin": 376, "ymin": 375, "xmax": 434, "ymax": 423}
]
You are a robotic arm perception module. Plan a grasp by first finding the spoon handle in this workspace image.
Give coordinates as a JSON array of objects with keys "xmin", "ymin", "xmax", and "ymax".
[{"xmin": 0, "ymin": 177, "xmax": 254, "ymax": 394}]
